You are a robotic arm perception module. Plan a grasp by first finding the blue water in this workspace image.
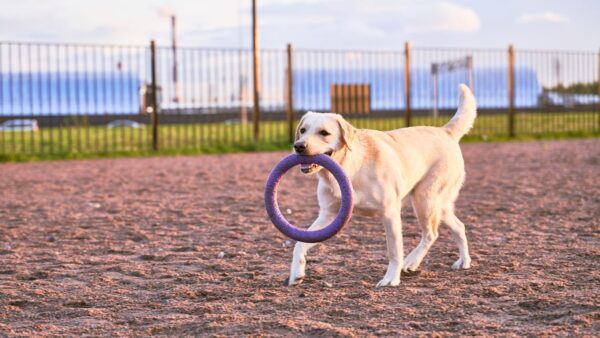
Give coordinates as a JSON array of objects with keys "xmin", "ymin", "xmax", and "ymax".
[
  {"xmin": 0, "ymin": 72, "xmax": 141, "ymax": 115},
  {"xmin": 0, "ymin": 67, "xmax": 545, "ymax": 115},
  {"xmin": 292, "ymin": 67, "xmax": 542, "ymax": 110}
]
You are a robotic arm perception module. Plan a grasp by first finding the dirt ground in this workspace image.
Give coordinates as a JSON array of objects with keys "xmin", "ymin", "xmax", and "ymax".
[{"xmin": 0, "ymin": 138, "xmax": 599, "ymax": 336}]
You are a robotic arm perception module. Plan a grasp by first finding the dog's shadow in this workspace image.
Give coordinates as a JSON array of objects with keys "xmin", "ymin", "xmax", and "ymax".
[{"xmin": 400, "ymin": 270, "xmax": 422, "ymax": 277}]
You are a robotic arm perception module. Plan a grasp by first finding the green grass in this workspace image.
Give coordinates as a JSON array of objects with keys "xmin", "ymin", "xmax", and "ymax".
[{"xmin": 1, "ymin": 111, "xmax": 598, "ymax": 162}]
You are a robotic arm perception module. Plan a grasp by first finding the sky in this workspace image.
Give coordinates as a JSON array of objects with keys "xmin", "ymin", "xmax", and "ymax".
[{"xmin": 0, "ymin": 0, "xmax": 598, "ymax": 51}]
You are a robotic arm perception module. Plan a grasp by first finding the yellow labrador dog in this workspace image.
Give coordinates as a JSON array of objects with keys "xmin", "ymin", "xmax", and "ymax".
[{"xmin": 286, "ymin": 84, "xmax": 476, "ymax": 287}]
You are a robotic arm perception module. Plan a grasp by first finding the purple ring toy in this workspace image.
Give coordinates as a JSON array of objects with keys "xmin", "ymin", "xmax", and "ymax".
[{"xmin": 265, "ymin": 154, "xmax": 353, "ymax": 243}]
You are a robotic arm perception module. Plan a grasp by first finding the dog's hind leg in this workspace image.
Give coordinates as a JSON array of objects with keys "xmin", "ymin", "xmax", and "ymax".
[
  {"xmin": 285, "ymin": 210, "xmax": 335, "ymax": 286},
  {"xmin": 442, "ymin": 207, "xmax": 471, "ymax": 270},
  {"xmin": 403, "ymin": 187, "xmax": 441, "ymax": 272}
]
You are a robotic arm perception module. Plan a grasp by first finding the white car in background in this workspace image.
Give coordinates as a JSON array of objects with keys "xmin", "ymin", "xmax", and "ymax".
[
  {"xmin": 106, "ymin": 120, "xmax": 142, "ymax": 129},
  {"xmin": 0, "ymin": 119, "xmax": 40, "ymax": 132}
]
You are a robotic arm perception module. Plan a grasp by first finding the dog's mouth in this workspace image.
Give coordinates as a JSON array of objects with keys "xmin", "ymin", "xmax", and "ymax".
[
  {"xmin": 300, "ymin": 163, "xmax": 318, "ymax": 174},
  {"xmin": 299, "ymin": 150, "xmax": 333, "ymax": 174}
]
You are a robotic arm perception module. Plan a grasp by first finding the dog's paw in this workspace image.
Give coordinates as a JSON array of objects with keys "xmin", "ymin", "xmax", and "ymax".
[
  {"xmin": 403, "ymin": 253, "xmax": 422, "ymax": 272},
  {"xmin": 376, "ymin": 276, "xmax": 400, "ymax": 288},
  {"xmin": 451, "ymin": 257, "xmax": 471, "ymax": 270},
  {"xmin": 284, "ymin": 275, "xmax": 304, "ymax": 286}
]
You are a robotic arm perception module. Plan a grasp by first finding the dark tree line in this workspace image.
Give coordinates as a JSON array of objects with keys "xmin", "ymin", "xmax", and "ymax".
[{"xmin": 545, "ymin": 81, "xmax": 599, "ymax": 95}]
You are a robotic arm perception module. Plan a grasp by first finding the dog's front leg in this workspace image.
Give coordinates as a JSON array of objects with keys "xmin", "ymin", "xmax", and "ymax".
[
  {"xmin": 376, "ymin": 208, "xmax": 403, "ymax": 287},
  {"xmin": 285, "ymin": 210, "xmax": 335, "ymax": 286}
]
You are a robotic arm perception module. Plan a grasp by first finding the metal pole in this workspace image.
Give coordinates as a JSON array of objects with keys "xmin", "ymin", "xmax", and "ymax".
[
  {"xmin": 171, "ymin": 15, "xmax": 180, "ymax": 103},
  {"xmin": 508, "ymin": 44, "xmax": 515, "ymax": 137},
  {"xmin": 286, "ymin": 43, "xmax": 294, "ymax": 144},
  {"xmin": 150, "ymin": 40, "xmax": 159, "ymax": 151},
  {"xmin": 597, "ymin": 48, "xmax": 600, "ymax": 131},
  {"xmin": 252, "ymin": 0, "xmax": 261, "ymax": 140},
  {"xmin": 431, "ymin": 64, "xmax": 438, "ymax": 118},
  {"xmin": 467, "ymin": 55, "xmax": 474, "ymax": 93},
  {"xmin": 404, "ymin": 41, "xmax": 412, "ymax": 127},
  {"xmin": 239, "ymin": 51, "xmax": 248, "ymax": 124}
]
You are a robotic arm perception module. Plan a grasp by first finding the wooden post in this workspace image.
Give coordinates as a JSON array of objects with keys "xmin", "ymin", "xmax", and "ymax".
[
  {"xmin": 404, "ymin": 41, "xmax": 412, "ymax": 127},
  {"xmin": 252, "ymin": 0, "xmax": 261, "ymax": 141},
  {"xmin": 508, "ymin": 44, "xmax": 515, "ymax": 137},
  {"xmin": 286, "ymin": 43, "xmax": 294, "ymax": 144},
  {"xmin": 150, "ymin": 40, "xmax": 159, "ymax": 151}
]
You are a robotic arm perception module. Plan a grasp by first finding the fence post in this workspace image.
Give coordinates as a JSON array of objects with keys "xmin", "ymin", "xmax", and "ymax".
[
  {"xmin": 150, "ymin": 40, "xmax": 159, "ymax": 151},
  {"xmin": 404, "ymin": 41, "xmax": 412, "ymax": 127},
  {"xmin": 508, "ymin": 44, "xmax": 515, "ymax": 137},
  {"xmin": 252, "ymin": 0, "xmax": 261, "ymax": 141},
  {"xmin": 286, "ymin": 43, "xmax": 294, "ymax": 144}
]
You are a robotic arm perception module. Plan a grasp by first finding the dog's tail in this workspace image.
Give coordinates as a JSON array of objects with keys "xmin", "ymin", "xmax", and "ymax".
[{"xmin": 443, "ymin": 84, "xmax": 477, "ymax": 141}]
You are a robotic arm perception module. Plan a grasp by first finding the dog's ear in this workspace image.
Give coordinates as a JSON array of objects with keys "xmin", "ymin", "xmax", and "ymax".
[
  {"xmin": 335, "ymin": 114, "xmax": 356, "ymax": 151},
  {"xmin": 295, "ymin": 114, "xmax": 308, "ymax": 141}
]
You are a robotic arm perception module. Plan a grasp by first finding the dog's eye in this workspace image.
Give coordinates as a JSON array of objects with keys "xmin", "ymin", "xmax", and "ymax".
[
  {"xmin": 300, "ymin": 128, "xmax": 306, "ymax": 134},
  {"xmin": 319, "ymin": 130, "xmax": 330, "ymax": 136}
]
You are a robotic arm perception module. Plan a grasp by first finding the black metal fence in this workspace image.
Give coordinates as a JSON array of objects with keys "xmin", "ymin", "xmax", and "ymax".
[{"xmin": 0, "ymin": 41, "xmax": 598, "ymax": 158}]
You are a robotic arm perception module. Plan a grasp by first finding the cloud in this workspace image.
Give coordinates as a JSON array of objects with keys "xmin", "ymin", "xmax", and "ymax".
[
  {"xmin": 0, "ymin": 0, "xmax": 479, "ymax": 49},
  {"xmin": 234, "ymin": 0, "xmax": 483, "ymax": 49},
  {"xmin": 402, "ymin": 2, "xmax": 481, "ymax": 34},
  {"xmin": 261, "ymin": 0, "xmax": 321, "ymax": 4},
  {"xmin": 516, "ymin": 11, "xmax": 569, "ymax": 24},
  {"xmin": 255, "ymin": 0, "xmax": 481, "ymax": 48}
]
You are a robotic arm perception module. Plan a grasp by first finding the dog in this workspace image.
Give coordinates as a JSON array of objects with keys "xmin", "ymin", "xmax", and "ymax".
[{"xmin": 285, "ymin": 84, "xmax": 476, "ymax": 287}]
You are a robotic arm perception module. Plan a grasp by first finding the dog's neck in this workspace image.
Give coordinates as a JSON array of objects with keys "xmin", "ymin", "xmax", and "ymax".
[{"xmin": 319, "ymin": 133, "xmax": 364, "ymax": 182}]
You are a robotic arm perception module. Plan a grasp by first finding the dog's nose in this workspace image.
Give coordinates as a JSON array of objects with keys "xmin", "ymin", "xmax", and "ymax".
[{"xmin": 294, "ymin": 142, "xmax": 306, "ymax": 154}]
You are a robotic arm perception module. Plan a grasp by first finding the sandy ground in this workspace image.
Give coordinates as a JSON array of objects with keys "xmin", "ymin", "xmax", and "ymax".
[{"xmin": 0, "ymin": 138, "xmax": 599, "ymax": 337}]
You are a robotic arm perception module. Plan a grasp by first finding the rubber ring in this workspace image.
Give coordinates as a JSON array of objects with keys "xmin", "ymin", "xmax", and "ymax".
[{"xmin": 265, "ymin": 153, "xmax": 353, "ymax": 243}]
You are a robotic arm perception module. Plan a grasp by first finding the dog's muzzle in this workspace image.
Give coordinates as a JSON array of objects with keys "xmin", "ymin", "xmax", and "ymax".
[{"xmin": 299, "ymin": 150, "xmax": 333, "ymax": 174}]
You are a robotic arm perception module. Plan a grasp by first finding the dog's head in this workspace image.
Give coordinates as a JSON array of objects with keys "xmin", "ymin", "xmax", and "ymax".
[{"xmin": 293, "ymin": 112, "xmax": 356, "ymax": 174}]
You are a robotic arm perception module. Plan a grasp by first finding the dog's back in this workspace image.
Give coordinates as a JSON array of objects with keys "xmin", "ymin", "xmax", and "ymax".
[
  {"xmin": 380, "ymin": 84, "xmax": 476, "ymax": 195},
  {"xmin": 385, "ymin": 83, "xmax": 476, "ymax": 173}
]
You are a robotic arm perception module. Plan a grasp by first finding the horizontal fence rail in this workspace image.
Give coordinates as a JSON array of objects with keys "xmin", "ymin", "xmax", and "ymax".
[{"xmin": 0, "ymin": 41, "xmax": 598, "ymax": 159}]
